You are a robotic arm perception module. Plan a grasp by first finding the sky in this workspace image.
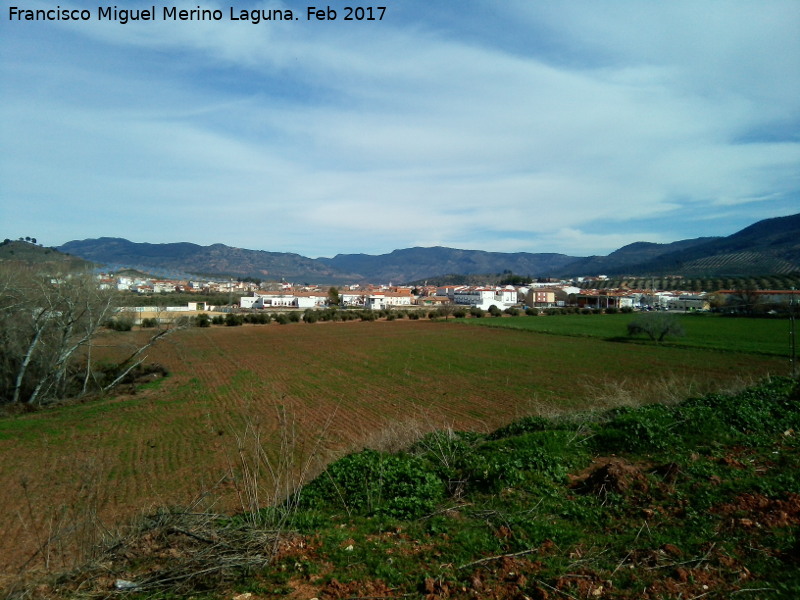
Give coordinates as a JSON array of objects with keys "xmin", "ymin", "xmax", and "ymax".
[{"xmin": 1, "ymin": 1, "xmax": 799, "ymax": 259}]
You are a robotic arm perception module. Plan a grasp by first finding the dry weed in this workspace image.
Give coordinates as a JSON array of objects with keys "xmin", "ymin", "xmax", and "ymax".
[{"xmin": 578, "ymin": 372, "xmax": 764, "ymax": 411}]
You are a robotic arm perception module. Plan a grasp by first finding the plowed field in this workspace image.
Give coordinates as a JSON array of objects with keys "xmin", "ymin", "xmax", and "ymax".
[{"xmin": 0, "ymin": 319, "xmax": 788, "ymax": 579}]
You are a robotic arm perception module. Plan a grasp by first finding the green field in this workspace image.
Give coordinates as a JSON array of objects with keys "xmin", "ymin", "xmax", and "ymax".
[
  {"xmin": 0, "ymin": 318, "xmax": 793, "ymax": 592},
  {"xmin": 458, "ymin": 312, "xmax": 796, "ymax": 356}
]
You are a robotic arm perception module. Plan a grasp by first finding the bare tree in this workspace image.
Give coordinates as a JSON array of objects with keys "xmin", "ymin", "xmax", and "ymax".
[
  {"xmin": 0, "ymin": 265, "xmax": 177, "ymax": 406},
  {"xmin": 726, "ymin": 289, "xmax": 763, "ymax": 315}
]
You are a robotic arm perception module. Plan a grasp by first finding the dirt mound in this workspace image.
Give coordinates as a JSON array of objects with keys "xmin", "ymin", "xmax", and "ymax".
[
  {"xmin": 322, "ymin": 577, "xmax": 396, "ymax": 599},
  {"xmin": 715, "ymin": 492, "xmax": 800, "ymax": 529},
  {"xmin": 573, "ymin": 458, "xmax": 650, "ymax": 499}
]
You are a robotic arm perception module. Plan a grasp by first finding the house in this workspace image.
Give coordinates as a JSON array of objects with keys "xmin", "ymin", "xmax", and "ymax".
[
  {"xmin": 241, "ymin": 290, "xmax": 328, "ymax": 309},
  {"xmin": 362, "ymin": 291, "xmax": 414, "ymax": 310},
  {"xmin": 575, "ymin": 291, "xmax": 635, "ymax": 310},
  {"xmin": 525, "ymin": 288, "xmax": 557, "ymax": 308},
  {"xmin": 340, "ymin": 291, "xmax": 366, "ymax": 307},
  {"xmin": 667, "ymin": 294, "xmax": 710, "ymax": 311},
  {"xmin": 418, "ymin": 296, "xmax": 452, "ymax": 306},
  {"xmin": 453, "ymin": 287, "xmax": 518, "ymax": 310}
]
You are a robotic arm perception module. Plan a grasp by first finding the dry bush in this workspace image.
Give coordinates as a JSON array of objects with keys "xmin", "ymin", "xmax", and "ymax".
[
  {"xmin": 4, "ymin": 404, "xmax": 336, "ymax": 599},
  {"xmin": 226, "ymin": 404, "xmax": 335, "ymax": 534},
  {"xmin": 5, "ymin": 507, "xmax": 281, "ymax": 599},
  {"xmin": 578, "ymin": 372, "xmax": 764, "ymax": 411},
  {"xmin": 358, "ymin": 405, "xmax": 489, "ymax": 455}
]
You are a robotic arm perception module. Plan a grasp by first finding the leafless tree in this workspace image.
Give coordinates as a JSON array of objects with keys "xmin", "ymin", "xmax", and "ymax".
[
  {"xmin": 726, "ymin": 288, "xmax": 763, "ymax": 315},
  {"xmin": 0, "ymin": 265, "xmax": 177, "ymax": 406}
]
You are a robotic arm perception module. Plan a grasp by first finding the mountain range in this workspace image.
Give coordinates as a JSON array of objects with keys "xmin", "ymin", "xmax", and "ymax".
[{"xmin": 51, "ymin": 212, "xmax": 800, "ymax": 284}]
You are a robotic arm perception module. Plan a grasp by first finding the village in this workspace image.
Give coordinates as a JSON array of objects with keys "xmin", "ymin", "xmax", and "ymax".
[{"xmin": 102, "ymin": 271, "xmax": 800, "ymax": 324}]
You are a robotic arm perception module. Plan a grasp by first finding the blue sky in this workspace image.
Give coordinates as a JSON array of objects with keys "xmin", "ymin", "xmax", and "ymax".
[{"xmin": 1, "ymin": 1, "xmax": 798, "ymax": 258}]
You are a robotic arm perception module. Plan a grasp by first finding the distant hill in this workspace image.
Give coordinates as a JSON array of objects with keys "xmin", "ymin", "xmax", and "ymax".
[
  {"xmin": 0, "ymin": 240, "xmax": 94, "ymax": 271},
  {"xmin": 56, "ymin": 213, "xmax": 800, "ymax": 283},
  {"xmin": 558, "ymin": 237, "xmax": 719, "ymax": 276},
  {"xmin": 57, "ymin": 237, "xmax": 361, "ymax": 283},
  {"xmin": 611, "ymin": 213, "xmax": 800, "ymax": 276},
  {"xmin": 318, "ymin": 247, "xmax": 581, "ymax": 283}
]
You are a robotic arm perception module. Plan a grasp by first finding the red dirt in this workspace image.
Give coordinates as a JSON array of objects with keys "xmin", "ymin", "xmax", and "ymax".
[
  {"xmin": 0, "ymin": 320, "xmax": 785, "ymax": 582},
  {"xmin": 571, "ymin": 457, "xmax": 651, "ymax": 499},
  {"xmin": 714, "ymin": 492, "xmax": 800, "ymax": 529}
]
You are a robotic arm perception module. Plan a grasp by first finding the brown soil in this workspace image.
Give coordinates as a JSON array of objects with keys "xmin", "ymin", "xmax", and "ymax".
[
  {"xmin": 714, "ymin": 492, "xmax": 800, "ymax": 529},
  {"xmin": 0, "ymin": 320, "xmax": 785, "ymax": 585},
  {"xmin": 571, "ymin": 457, "xmax": 651, "ymax": 499}
]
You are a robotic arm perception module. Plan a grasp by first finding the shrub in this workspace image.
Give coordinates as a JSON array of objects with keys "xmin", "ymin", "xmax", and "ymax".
[
  {"xmin": 470, "ymin": 307, "xmax": 485, "ymax": 318},
  {"xmin": 465, "ymin": 431, "xmax": 580, "ymax": 492},
  {"xmin": 275, "ymin": 313, "xmax": 289, "ymax": 325},
  {"xmin": 489, "ymin": 415, "xmax": 555, "ymax": 440},
  {"xmin": 453, "ymin": 308, "xmax": 467, "ymax": 318},
  {"xmin": 605, "ymin": 307, "xmax": 619, "ymax": 314},
  {"xmin": 303, "ymin": 310, "xmax": 318, "ymax": 324},
  {"xmin": 592, "ymin": 404, "xmax": 679, "ymax": 453},
  {"xmin": 288, "ymin": 311, "xmax": 301, "ymax": 323},
  {"xmin": 504, "ymin": 307, "xmax": 520, "ymax": 316},
  {"xmin": 212, "ymin": 315, "xmax": 225, "ymax": 325},
  {"xmin": 488, "ymin": 305, "xmax": 502, "ymax": 317},
  {"xmin": 525, "ymin": 307, "xmax": 540, "ymax": 316},
  {"xmin": 409, "ymin": 430, "xmax": 483, "ymax": 496},
  {"xmin": 141, "ymin": 317, "xmax": 159, "ymax": 328},
  {"xmin": 225, "ymin": 313, "xmax": 244, "ymax": 326},
  {"xmin": 620, "ymin": 306, "xmax": 634, "ymax": 313},
  {"xmin": 194, "ymin": 313, "xmax": 211, "ymax": 328},
  {"xmin": 243, "ymin": 312, "xmax": 271, "ymax": 325},
  {"xmin": 679, "ymin": 377, "xmax": 800, "ymax": 441},
  {"xmin": 299, "ymin": 449, "xmax": 444, "ymax": 519},
  {"xmin": 106, "ymin": 316, "xmax": 134, "ymax": 331}
]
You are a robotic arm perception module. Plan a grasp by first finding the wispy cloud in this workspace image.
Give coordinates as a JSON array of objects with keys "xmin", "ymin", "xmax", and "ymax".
[{"xmin": 1, "ymin": 1, "xmax": 798, "ymax": 257}]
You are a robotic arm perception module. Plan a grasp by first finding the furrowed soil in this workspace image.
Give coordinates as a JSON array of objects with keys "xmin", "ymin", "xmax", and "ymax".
[{"xmin": 0, "ymin": 319, "xmax": 788, "ymax": 581}]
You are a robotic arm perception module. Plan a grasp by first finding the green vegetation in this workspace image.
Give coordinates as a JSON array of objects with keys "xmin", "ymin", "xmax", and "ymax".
[
  {"xmin": 1, "ymin": 317, "xmax": 793, "ymax": 597},
  {"xmin": 38, "ymin": 377, "xmax": 800, "ymax": 599},
  {"xmin": 626, "ymin": 311, "xmax": 686, "ymax": 342},
  {"xmin": 460, "ymin": 312, "xmax": 794, "ymax": 356},
  {"xmin": 586, "ymin": 272, "xmax": 800, "ymax": 292},
  {"xmin": 0, "ymin": 239, "xmax": 93, "ymax": 270}
]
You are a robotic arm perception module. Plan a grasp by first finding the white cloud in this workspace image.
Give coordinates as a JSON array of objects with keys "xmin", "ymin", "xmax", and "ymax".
[{"xmin": 1, "ymin": 1, "xmax": 798, "ymax": 257}]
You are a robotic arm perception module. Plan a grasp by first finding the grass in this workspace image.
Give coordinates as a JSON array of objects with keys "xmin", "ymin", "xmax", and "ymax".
[
  {"xmin": 0, "ymin": 319, "xmax": 792, "ymax": 590},
  {"xmin": 20, "ymin": 376, "xmax": 800, "ymax": 599},
  {"xmin": 459, "ymin": 312, "xmax": 795, "ymax": 355}
]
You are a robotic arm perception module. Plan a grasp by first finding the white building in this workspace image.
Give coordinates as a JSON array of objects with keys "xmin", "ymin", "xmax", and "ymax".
[
  {"xmin": 453, "ymin": 287, "xmax": 518, "ymax": 310},
  {"xmin": 668, "ymin": 294, "xmax": 710, "ymax": 311},
  {"xmin": 239, "ymin": 291, "xmax": 326, "ymax": 309}
]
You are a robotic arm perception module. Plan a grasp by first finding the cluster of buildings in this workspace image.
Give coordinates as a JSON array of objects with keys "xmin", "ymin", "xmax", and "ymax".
[
  {"xmin": 98, "ymin": 273, "xmax": 262, "ymax": 295},
  {"xmin": 99, "ymin": 273, "xmax": 799, "ymax": 314},
  {"xmin": 239, "ymin": 282, "xmax": 721, "ymax": 312}
]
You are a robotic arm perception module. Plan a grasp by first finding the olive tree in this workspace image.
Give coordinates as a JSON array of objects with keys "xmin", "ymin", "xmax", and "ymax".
[{"xmin": 627, "ymin": 312, "xmax": 685, "ymax": 343}]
